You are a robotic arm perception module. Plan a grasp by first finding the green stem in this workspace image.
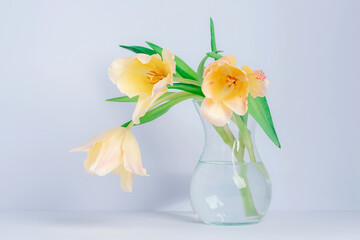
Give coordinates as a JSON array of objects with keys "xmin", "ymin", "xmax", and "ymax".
[
  {"xmin": 233, "ymin": 115, "xmax": 257, "ymax": 163},
  {"xmin": 173, "ymin": 77, "xmax": 201, "ymax": 86},
  {"xmin": 151, "ymin": 91, "xmax": 190, "ymax": 108},
  {"xmin": 212, "ymin": 116, "xmax": 259, "ymax": 218},
  {"xmin": 237, "ymin": 137, "xmax": 246, "ymax": 163},
  {"xmin": 238, "ymin": 165, "xmax": 260, "ymax": 217}
]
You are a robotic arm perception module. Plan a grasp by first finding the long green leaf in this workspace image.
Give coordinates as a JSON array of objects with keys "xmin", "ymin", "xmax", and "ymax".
[
  {"xmin": 121, "ymin": 94, "xmax": 197, "ymax": 127},
  {"xmin": 145, "ymin": 41, "xmax": 198, "ymax": 81},
  {"xmin": 248, "ymin": 95, "xmax": 281, "ymax": 148},
  {"xmin": 210, "ymin": 17, "xmax": 217, "ymax": 52},
  {"xmin": 197, "ymin": 55, "xmax": 209, "ymax": 84},
  {"xmin": 168, "ymin": 83, "xmax": 204, "ymax": 97},
  {"xmin": 106, "ymin": 96, "xmax": 138, "ymax": 102},
  {"xmin": 119, "ymin": 45, "xmax": 156, "ymax": 55}
]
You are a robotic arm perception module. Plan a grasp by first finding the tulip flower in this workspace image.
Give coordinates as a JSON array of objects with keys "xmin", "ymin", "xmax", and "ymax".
[
  {"xmin": 109, "ymin": 49, "xmax": 176, "ymax": 124},
  {"xmin": 200, "ymin": 55, "xmax": 269, "ymax": 126},
  {"xmin": 200, "ymin": 55, "xmax": 248, "ymax": 126},
  {"xmin": 70, "ymin": 127, "xmax": 148, "ymax": 192}
]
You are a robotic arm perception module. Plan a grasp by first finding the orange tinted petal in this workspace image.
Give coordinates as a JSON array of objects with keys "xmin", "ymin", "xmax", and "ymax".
[
  {"xmin": 200, "ymin": 98, "xmax": 233, "ymax": 126},
  {"xmin": 242, "ymin": 65, "xmax": 269, "ymax": 98},
  {"xmin": 220, "ymin": 54, "xmax": 237, "ymax": 65},
  {"xmin": 223, "ymin": 95, "xmax": 248, "ymax": 116}
]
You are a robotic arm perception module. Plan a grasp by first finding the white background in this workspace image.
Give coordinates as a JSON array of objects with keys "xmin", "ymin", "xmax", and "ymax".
[{"xmin": 0, "ymin": 0, "xmax": 359, "ymax": 212}]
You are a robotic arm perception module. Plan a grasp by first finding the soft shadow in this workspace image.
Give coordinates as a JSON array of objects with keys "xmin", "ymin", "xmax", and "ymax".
[
  {"xmin": 153, "ymin": 211, "xmax": 201, "ymax": 224},
  {"xmin": 31, "ymin": 211, "xmax": 201, "ymax": 229}
]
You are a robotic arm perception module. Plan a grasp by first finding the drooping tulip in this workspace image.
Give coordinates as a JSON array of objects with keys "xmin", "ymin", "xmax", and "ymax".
[{"xmin": 71, "ymin": 127, "xmax": 147, "ymax": 192}]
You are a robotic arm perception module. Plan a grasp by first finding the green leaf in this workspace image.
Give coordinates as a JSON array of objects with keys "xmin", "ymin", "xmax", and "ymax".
[
  {"xmin": 145, "ymin": 41, "xmax": 199, "ymax": 81},
  {"xmin": 210, "ymin": 17, "xmax": 217, "ymax": 52},
  {"xmin": 106, "ymin": 96, "xmax": 138, "ymax": 102},
  {"xmin": 248, "ymin": 95, "xmax": 281, "ymax": 148},
  {"xmin": 207, "ymin": 52, "xmax": 223, "ymax": 60},
  {"xmin": 197, "ymin": 55, "xmax": 209, "ymax": 84},
  {"xmin": 168, "ymin": 83, "xmax": 204, "ymax": 97},
  {"xmin": 106, "ymin": 92, "xmax": 174, "ymax": 103},
  {"xmin": 119, "ymin": 45, "xmax": 156, "ymax": 55},
  {"xmin": 121, "ymin": 93, "xmax": 196, "ymax": 127}
]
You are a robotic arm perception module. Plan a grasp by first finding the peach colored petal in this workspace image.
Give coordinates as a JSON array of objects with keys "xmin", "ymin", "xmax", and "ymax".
[
  {"xmin": 200, "ymin": 98, "xmax": 233, "ymax": 127},
  {"xmin": 132, "ymin": 94, "xmax": 152, "ymax": 124},
  {"xmin": 152, "ymin": 77, "xmax": 169, "ymax": 97},
  {"xmin": 84, "ymin": 142, "xmax": 102, "ymax": 174},
  {"xmin": 70, "ymin": 127, "xmax": 122, "ymax": 152},
  {"xmin": 220, "ymin": 54, "xmax": 237, "ymax": 65},
  {"xmin": 108, "ymin": 57, "xmax": 153, "ymax": 97},
  {"xmin": 162, "ymin": 48, "xmax": 176, "ymax": 75},
  {"xmin": 242, "ymin": 65, "xmax": 269, "ymax": 98},
  {"xmin": 87, "ymin": 128, "xmax": 126, "ymax": 176},
  {"xmin": 122, "ymin": 130, "xmax": 148, "ymax": 176},
  {"xmin": 112, "ymin": 165, "xmax": 134, "ymax": 192},
  {"xmin": 202, "ymin": 66, "xmax": 228, "ymax": 100},
  {"xmin": 223, "ymin": 96, "xmax": 248, "ymax": 116},
  {"xmin": 136, "ymin": 53, "xmax": 159, "ymax": 64}
]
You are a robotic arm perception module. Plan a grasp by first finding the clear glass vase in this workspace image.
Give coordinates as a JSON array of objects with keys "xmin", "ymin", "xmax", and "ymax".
[{"xmin": 190, "ymin": 101, "xmax": 272, "ymax": 225}]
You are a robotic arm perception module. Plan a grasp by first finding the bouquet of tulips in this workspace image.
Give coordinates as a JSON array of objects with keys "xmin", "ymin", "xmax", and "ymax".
[{"xmin": 71, "ymin": 19, "xmax": 280, "ymax": 192}]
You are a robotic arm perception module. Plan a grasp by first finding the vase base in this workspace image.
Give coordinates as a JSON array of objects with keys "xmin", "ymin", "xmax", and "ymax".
[{"xmin": 202, "ymin": 220, "xmax": 260, "ymax": 226}]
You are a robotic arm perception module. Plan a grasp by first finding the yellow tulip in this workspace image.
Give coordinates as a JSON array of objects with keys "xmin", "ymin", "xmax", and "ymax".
[
  {"xmin": 200, "ymin": 55, "xmax": 269, "ymax": 126},
  {"xmin": 70, "ymin": 127, "xmax": 148, "ymax": 192},
  {"xmin": 109, "ymin": 49, "xmax": 176, "ymax": 124}
]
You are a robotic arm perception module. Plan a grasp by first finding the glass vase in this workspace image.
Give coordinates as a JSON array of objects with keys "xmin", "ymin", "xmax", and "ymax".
[{"xmin": 190, "ymin": 101, "xmax": 272, "ymax": 225}]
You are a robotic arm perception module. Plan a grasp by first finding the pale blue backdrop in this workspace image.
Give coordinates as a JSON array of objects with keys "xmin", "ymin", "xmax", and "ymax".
[{"xmin": 0, "ymin": 0, "xmax": 359, "ymax": 211}]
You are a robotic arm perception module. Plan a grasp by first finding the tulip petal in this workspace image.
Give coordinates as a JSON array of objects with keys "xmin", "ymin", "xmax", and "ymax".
[
  {"xmin": 202, "ymin": 66, "xmax": 228, "ymax": 101},
  {"xmin": 220, "ymin": 54, "xmax": 237, "ymax": 65},
  {"xmin": 162, "ymin": 48, "xmax": 176, "ymax": 76},
  {"xmin": 112, "ymin": 165, "xmax": 134, "ymax": 192},
  {"xmin": 200, "ymin": 98, "xmax": 233, "ymax": 126},
  {"xmin": 108, "ymin": 57, "xmax": 154, "ymax": 97},
  {"xmin": 84, "ymin": 142, "xmax": 102, "ymax": 174},
  {"xmin": 70, "ymin": 127, "xmax": 122, "ymax": 152},
  {"xmin": 87, "ymin": 128, "xmax": 126, "ymax": 176},
  {"xmin": 132, "ymin": 94, "xmax": 152, "ymax": 124},
  {"xmin": 136, "ymin": 53, "xmax": 156, "ymax": 64},
  {"xmin": 152, "ymin": 77, "xmax": 169, "ymax": 97},
  {"xmin": 202, "ymin": 59, "xmax": 247, "ymax": 102},
  {"xmin": 242, "ymin": 65, "xmax": 269, "ymax": 98},
  {"xmin": 122, "ymin": 130, "xmax": 148, "ymax": 176},
  {"xmin": 223, "ymin": 95, "xmax": 248, "ymax": 116}
]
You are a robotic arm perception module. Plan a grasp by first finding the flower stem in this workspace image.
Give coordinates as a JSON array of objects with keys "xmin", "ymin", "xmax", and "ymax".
[
  {"xmin": 151, "ymin": 91, "xmax": 190, "ymax": 108},
  {"xmin": 173, "ymin": 77, "xmax": 201, "ymax": 86},
  {"xmin": 238, "ymin": 165, "xmax": 260, "ymax": 217},
  {"xmin": 214, "ymin": 116, "xmax": 259, "ymax": 218},
  {"xmin": 232, "ymin": 115, "xmax": 256, "ymax": 163}
]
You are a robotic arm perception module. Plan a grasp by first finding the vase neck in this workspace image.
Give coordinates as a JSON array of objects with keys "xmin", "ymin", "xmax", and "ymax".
[{"xmin": 193, "ymin": 100, "xmax": 261, "ymax": 163}]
